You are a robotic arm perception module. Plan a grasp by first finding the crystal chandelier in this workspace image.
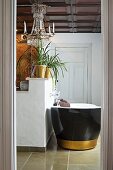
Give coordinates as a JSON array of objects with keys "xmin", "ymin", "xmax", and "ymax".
[{"xmin": 23, "ymin": 3, "xmax": 55, "ymax": 46}]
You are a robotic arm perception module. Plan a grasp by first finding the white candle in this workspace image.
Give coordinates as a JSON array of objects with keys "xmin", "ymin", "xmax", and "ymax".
[
  {"xmin": 53, "ymin": 22, "xmax": 55, "ymax": 34},
  {"xmin": 31, "ymin": 22, "xmax": 35, "ymax": 34},
  {"xmin": 24, "ymin": 21, "xmax": 27, "ymax": 34},
  {"xmin": 49, "ymin": 25, "xmax": 51, "ymax": 34},
  {"xmin": 40, "ymin": 20, "xmax": 42, "ymax": 29}
]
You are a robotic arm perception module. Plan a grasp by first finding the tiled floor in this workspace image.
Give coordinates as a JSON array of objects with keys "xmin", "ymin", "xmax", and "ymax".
[{"xmin": 17, "ymin": 135, "xmax": 100, "ymax": 170}]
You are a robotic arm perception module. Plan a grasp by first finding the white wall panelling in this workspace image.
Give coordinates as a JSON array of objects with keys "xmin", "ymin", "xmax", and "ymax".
[
  {"xmin": 51, "ymin": 33, "xmax": 102, "ymax": 105},
  {"xmin": 55, "ymin": 44, "xmax": 91, "ymax": 103}
]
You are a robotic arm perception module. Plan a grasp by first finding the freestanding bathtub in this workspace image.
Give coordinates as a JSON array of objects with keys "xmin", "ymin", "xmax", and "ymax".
[{"xmin": 51, "ymin": 103, "xmax": 101, "ymax": 150}]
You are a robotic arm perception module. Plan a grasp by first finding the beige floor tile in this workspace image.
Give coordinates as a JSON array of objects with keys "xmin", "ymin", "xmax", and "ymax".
[
  {"xmin": 17, "ymin": 152, "xmax": 32, "ymax": 162},
  {"xmin": 69, "ymin": 151, "xmax": 100, "ymax": 165},
  {"xmin": 46, "ymin": 138, "xmax": 69, "ymax": 165},
  {"xmin": 17, "ymin": 152, "xmax": 32, "ymax": 170},
  {"xmin": 22, "ymin": 152, "xmax": 46, "ymax": 170},
  {"xmin": 22, "ymin": 163, "xmax": 47, "ymax": 170},
  {"xmin": 49, "ymin": 152, "xmax": 69, "ymax": 164},
  {"xmin": 17, "ymin": 164, "xmax": 22, "ymax": 170},
  {"xmin": 45, "ymin": 151, "xmax": 57, "ymax": 165},
  {"xmin": 51, "ymin": 163, "xmax": 68, "ymax": 170},
  {"xmin": 21, "ymin": 150, "xmax": 69, "ymax": 169},
  {"xmin": 26, "ymin": 152, "xmax": 46, "ymax": 163},
  {"xmin": 17, "ymin": 137, "xmax": 100, "ymax": 170},
  {"xmin": 68, "ymin": 164, "xmax": 100, "ymax": 170},
  {"xmin": 23, "ymin": 163, "xmax": 68, "ymax": 170}
]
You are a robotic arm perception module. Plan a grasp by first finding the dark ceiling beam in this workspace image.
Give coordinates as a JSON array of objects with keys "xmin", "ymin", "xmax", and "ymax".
[
  {"xmin": 17, "ymin": 2, "xmax": 67, "ymax": 7},
  {"xmin": 53, "ymin": 30, "xmax": 100, "ymax": 33},
  {"xmin": 75, "ymin": 2, "xmax": 100, "ymax": 6},
  {"xmin": 17, "ymin": 20, "xmax": 100, "ymax": 24},
  {"xmin": 17, "ymin": 31, "xmax": 101, "ymax": 34},
  {"xmin": 17, "ymin": 12, "xmax": 101, "ymax": 17},
  {"xmin": 77, "ymin": 31, "xmax": 97, "ymax": 33},
  {"xmin": 50, "ymin": 30, "xmax": 100, "ymax": 33},
  {"xmin": 46, "ymin": 12, "xmax": 101, "ymax": 16},
  {"xmin": 17, "ymin": 0, "xmax": 101, "ymax": 33},
  {"xmin": 76, "ymin": 12, "xmax": 101, "ymax": 16},
  {"xmin": 17, "ymin": 26, "xmax": 101, "ymax": 29},
  {"xmin": 55, "ymin": 31, "xmax": 72, "ymax": 33},
  {"xmin": 17, "ymin": 30, "xmax": 73, "ymax": 33},
  {"xmin": 74, "ymin": 3, "xmax": 100, "ymax": 7},
  {"xmin": 76, "ymin": 20, "xmax": 100, "ymax": 23},
  {"xmin": 49, "ymin": 20, "xmax": 100, "ymax": 23},
  {"xmin": 53, "ymin": 26, "xmax": 101, "ymax": 29},
  {"xmin": 17, "ymin": 29, "xmax": 101, "ymax": 34},
  {"xmin": 17, "ymin": 2, "xmax": 100, "ymax": 7}
]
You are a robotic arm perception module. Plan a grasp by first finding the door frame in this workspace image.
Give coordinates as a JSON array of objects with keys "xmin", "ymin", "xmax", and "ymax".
[
  {"xmin": 55, "ymin": 43, "xmax": 92, "ymax": 103},
  {"xmin": 0, "ymin": 0, "xmax": 112, "ymax": 170},
  {"xmin": 0, "ymin": 0, "xmax": 16, "ymax": 170},
  {"xmin": 101, "ymin": 0, "xmax": 113, "ymax": 169}
]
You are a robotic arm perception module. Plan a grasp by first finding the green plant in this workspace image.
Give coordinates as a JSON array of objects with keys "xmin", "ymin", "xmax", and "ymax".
[
  {"xmin": 45, "ymin": 52, "xmax": 67, "ymax": 85},
  {"xmin": 16, "ymin": 40, "xmax": 67, "ymax": 83},
  {"xmin": 35, "ymin": 40, "xmax": 51, "ymax": 65}
]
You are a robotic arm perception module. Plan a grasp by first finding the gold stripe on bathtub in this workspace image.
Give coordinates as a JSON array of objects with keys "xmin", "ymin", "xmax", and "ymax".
[{"xmin": 58, "ymin": 139, "xmax": 97, "ymax": 150}]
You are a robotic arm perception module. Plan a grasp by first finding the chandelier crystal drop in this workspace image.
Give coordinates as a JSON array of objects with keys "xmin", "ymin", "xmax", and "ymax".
[{"xmin": 23, "ymin": 3, "xmax": 55, "ymax": 46}]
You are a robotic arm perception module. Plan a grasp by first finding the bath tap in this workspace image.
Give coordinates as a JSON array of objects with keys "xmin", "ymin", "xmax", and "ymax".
[{"xmin": 50, "ymin": 89, "xmax": 60, "ymax": 105}]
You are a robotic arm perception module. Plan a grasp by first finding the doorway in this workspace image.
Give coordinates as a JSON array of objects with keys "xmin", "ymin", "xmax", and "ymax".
[
  {"xmin": 16, "ymin": 35, "xmax": 101, "ymax": 170},
  {"xmin": 1, "ymin": 1, "xmax": 112, "ymax": 170},
  {"xmin": 56, "ymin": 44, "xmax": 92, "ymax": 103}
]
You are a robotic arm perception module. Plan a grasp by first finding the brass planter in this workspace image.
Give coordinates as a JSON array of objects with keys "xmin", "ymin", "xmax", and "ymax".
[
  {"xmin": 45, "ymin": 67, "xmax": 51, "ymax": 78},
  {"xmin": 35, "ymin": 65, "xmax": 46, "ymax": 78}
]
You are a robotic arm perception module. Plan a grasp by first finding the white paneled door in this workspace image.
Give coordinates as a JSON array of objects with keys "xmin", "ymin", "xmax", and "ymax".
[{"xmin": 56, "ymin": 46, "xmax": 91, "ymax": 103}]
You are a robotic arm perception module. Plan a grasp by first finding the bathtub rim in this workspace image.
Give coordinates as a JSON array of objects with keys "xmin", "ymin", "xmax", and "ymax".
[{"xmin": 51, "ymin": 103, "xmax": 101, "ymax": 109}]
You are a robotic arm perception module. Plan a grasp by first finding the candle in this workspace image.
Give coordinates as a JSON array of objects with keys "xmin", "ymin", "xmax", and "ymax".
[
  {"xmin": 53, "ymin": 22, "xmax": 55, "ymax": 34},
  {"xmin": 24, "ymin": 21, "xmax": 27, "ymax": 34},
  {"xmin": 40, "ymin": 20, "xmax": 42, "ymax": 29},
  {"xmin": 49, "ymin": 25, "xmax": 51, "ymax": 34},
  {"xmin": 31, "ymin": 23, "xmax": 35, "ymax": 34}
]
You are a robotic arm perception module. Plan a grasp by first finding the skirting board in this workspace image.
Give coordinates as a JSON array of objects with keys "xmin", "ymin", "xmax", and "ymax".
[
  {"xmin": 17, "ymin": 146, "xmax": 46, "ymax": 152},
  {"xmin": 17, "ymin": 131, "xmax": 54, "ymax": 152}
]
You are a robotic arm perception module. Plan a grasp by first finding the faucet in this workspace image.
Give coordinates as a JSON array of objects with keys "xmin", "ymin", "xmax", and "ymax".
[{"xmin": 50, "ymin": 88, "xmax": 60, "ymax": 106}]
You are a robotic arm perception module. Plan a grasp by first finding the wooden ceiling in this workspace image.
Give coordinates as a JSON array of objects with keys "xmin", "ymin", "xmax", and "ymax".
[{"xmin": 17, "ymin": 0, "xmax": 101, "ymax": 34}]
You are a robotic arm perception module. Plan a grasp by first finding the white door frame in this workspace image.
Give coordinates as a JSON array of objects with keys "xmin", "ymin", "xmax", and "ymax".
[
  {"xmin": 0, "ymin": 0, "xmax": 16, "ymax": 170},
  {"xmin": 101, "ymin": 0, "xmax": 110, "ymax": 170},
  {"xmin": 55, "ymin": 43, "xmax": 92, "ymax": 103},
  {"xmin": 101, "ymin": 0, "xmax": 113, "ymax": 170},
  {"xmin": 0, "ymin": 0, "xmax": 112, "ymax": 170}
]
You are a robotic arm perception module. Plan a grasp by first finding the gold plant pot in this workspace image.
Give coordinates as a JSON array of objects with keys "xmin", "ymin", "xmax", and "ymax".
[
  {"xmin": 35, "ymin": 65, "xmax": 46, "ymax": 78},
  {"xmin": 45, "ymin": 67, "xmax": 51, "ymax": 78}
]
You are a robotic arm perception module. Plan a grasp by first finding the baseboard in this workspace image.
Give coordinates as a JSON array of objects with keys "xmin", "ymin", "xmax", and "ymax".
[
  {"xmin": 17, "ymin": 131, "xmax": 55, "ymax": 152},
  {"xmin": 17, "ymin": 146, "xmax": 46, "ymax": 152}
]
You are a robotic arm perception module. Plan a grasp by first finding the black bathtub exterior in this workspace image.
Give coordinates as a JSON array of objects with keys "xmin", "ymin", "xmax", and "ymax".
[{"xmin": 51, "ymin": 106, "xmax": 101, "ymax": 150}]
